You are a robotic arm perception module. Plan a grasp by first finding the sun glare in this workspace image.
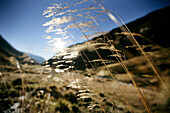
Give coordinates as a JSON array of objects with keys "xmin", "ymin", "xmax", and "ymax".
[{"xmin": 49, "ymin": 38, "xmax": 67, "ymax": 52}]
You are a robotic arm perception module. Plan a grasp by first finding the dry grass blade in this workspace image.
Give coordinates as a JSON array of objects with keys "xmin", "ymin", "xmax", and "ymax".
[
  {"xmin": 114, "ymin": 11, "xmax": 167, "ymax": 91},
  {"xmin": 40, "ymin": 0, "xmax": 170, "ymax": 112},
  {"xmin": 73, "ymin": 19, "xmax": 136, "ymax": 112},
  {"xmin": 92, "ymin": 0, "xmax": 152, "ymax": 112}
]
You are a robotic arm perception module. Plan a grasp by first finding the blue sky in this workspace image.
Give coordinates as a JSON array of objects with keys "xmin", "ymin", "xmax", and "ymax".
[{"xmin": 0, "ymin": 0, "xmax": 170, "ymax": 60}]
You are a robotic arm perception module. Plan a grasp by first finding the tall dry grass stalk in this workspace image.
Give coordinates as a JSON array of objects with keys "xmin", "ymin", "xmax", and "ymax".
[
  {"xmin": 72, "ymin": 2, "xmax": 150, "ymax": 112},
  {"xmin": 114, "ymin": 11, "xmax": 167, "ymax": 91},
  {"xmin": 73, "ymin": 18, "xmax": 135, "ymax": 113},
  {"xmin": 67, "ymin": 22, "xmax": 134, "ymax": 112},
  {"xmin": 42, "ymin": 0, "xmax": 168, "ymax": 112}
]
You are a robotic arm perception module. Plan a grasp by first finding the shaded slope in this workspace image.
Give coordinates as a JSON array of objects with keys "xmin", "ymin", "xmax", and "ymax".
[
  {"xmin": 0, "ymin": 35, "xmax": 22, "ymax": 58},
  {"xmin": 91, "ymin": 6, "xmax": 170, "ymax": 58},
  {"xmin": 0, "ymin": 35, "xmax": 38, "ymax": 65}
]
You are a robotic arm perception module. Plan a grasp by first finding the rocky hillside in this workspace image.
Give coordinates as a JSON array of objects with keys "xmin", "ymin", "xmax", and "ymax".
[
  {"xmin": 0, "ymin": 35, "xmax": 38, "ymax": 65},
  {"xmin": 44, "ymin": 6, "xmax": 170, "ymax": 70}
]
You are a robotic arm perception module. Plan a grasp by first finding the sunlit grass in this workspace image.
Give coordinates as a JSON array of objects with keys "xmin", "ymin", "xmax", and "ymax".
[
  {"xmin": 0, "ymin": 0, "xmax": 169, "ymax": 113},
  {"xmin": 43, "ymin": 0, "xmax": 151, "ymax": 112}
]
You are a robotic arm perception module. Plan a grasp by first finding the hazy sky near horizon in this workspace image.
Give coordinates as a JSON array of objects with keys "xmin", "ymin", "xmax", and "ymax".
[{"xmin": 0, "ymin": 0, "xmax": 170, "ymax": 60}]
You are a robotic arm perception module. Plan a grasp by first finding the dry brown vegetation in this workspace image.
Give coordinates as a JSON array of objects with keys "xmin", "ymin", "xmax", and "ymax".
[{"xmin": 0, "ymin": 0, "xmax": 170, "ymax": 113}]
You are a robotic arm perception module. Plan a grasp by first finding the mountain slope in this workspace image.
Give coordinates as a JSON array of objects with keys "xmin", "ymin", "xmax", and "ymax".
[
  {"xmin": 26, "ymin": 53, "xmax": 45, "ymax": 64},
  {"xmin": 115, "ymin": 6, "xmax": 170, "ymax": 46},
  {"xmin": 44, "ymin": 6, "xmax": 170, "ymax": 70},
  {"xmin": 91, "ymin": 6, "xmax": 170, "ymax": 58},
  {"xmin": 0, "ymin": 35, "xmax": 38, "ymax": 65},
  {"xmin": 0, "ymin": 35, "xmax": 22, "ymax": 58}
]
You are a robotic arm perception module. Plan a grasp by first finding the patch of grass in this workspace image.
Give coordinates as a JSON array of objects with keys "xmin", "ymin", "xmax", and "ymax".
[
  {"xmin": 0, "ymin": 99, "xmax": 12, "ymax": 111},
  {"xmin": 71, "ymin": 104, "xmax": 80, "ymax": 113},
  {"xmin": 151, "ymin": 98, "xmax": 170, "ymax": 112},
  {"xmin": 12, "ymin": 78, "xmax": 22, "ymax": 86},
  {"xmin": 0, "ymin": 82, "xmax": 11, "ymax": 89},
  {"xmin": 55, "ymin": 100, "xmax": 70, "ymax": 113},
  {"xmin": 9, "ymin": 89, "xmax": 19, "ymax": 98},
  {"xmin": 49, "ymin": 85, "xmax": 58, "ymax": 90},
  {"xmin": 31, "ymin": 87, "xmax": 49, "ymax": 97},
  {"xmin": 0, "ymin": 90, "xmax": 9, "ymax": 99},
  {"xmin": 99, "ymin": 92, "xmax": 105, "ymax": 97},
  {"xmin": 50, "ymin": 88, "xmax": 63, "ymax": 99},
  {"xmin": 64, "ymin": 91, "xmax": 77, "ymax": 104}
]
